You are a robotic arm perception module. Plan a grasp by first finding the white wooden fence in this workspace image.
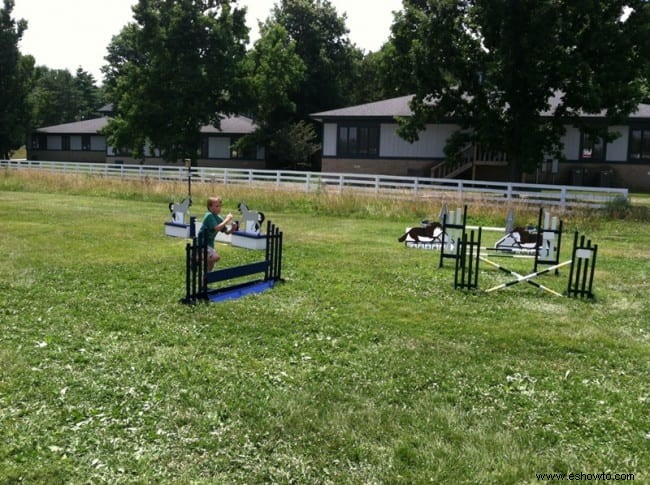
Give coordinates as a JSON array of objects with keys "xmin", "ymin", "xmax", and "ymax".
[{"xmin": 1, "ymin": 159, "xmax": 629, "ymax": 209}]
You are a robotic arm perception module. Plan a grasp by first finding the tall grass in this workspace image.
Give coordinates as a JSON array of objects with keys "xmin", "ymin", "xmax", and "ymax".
[
  {"xmin": 3, "ymin": 167, "xmax": 647, "ymax": 225},
  {"xmin": 1, "ymin": 169, "xmax": 648, "ymax": 482}
]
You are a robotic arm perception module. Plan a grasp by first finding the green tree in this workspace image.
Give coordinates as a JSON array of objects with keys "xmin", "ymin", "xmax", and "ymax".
[
  {"xmin": 101, "ymin": 0, "xmax": 248, "ymax": 163},
  {"xmin": 348, "ymin": 47, "xmax": 403, "ymax": 106},
  {"xmin": 29, "ymin": 67, "xmax": 100, "ymax": 128},
  {"xmin": 268, "ymin": 120, "xmax": 321, "ymax": 170},
  {"xmin": 244, "ymin": 0, "xmax": 359, "ymax": 170},
  {"xmin": 390, "ymin": 0, "xmax": 650, "ymax": 181},
  {"xmin": 272, "ymin": 0, "xmax": 358, "ymax": 118},
  {"xmin": 245, "ymin": 22, "xmax": 305, "ymax": 131},
  {"xmin": 240, "ymin": 21, "xmax": 321, "ymax": 169},
  {"xmin": 29, "ymin": 67, "xmax": 75, "ymax": 127},
  {"xmin": 74, "ymin": 68, "xmax": 101, "ymax": 121},
  {"xmin": 0, "ymin": 0, "xmax": 33, "ymax": 158}
]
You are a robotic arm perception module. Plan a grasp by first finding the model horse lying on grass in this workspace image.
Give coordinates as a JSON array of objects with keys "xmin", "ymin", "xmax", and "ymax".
[
  {"xmin": 493, "ymin": 226, "xmax": 544, "ymax": 253},
  {"xmin": 509, "ymin": 226, "xmax": 542, "ymax": 246},
  {"xmin": 398, "ymin": 221, "xmax": 444, "ymax": 243}
]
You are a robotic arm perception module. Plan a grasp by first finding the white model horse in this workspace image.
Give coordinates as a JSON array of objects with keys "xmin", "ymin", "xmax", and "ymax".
[
  {"xmin": 169, "ymin": 198, "xmax": 192, "ymax": 224},
  {"xmin": 238, "ymin": 202, "xmax": 265, "ymax": 234}
]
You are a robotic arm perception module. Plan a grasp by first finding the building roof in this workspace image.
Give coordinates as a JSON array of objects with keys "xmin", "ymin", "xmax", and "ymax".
[
  {"xmin": 311, "ymin": 93, "xmax": 650, "ymax": 122},
  {"xmin": 35, "ymin": 115, "xmax": 258, "ymax": 135},
  {"xmin": 311, "ymin": 95, "xmax": 415, "ymax": 120},
  {"xmin": 36, "ymin": 117, "xmax": 111, "ymax": 134},
  {"xmin": 200, "ymin": 115, "xmax": 258, "ymax": 134}
]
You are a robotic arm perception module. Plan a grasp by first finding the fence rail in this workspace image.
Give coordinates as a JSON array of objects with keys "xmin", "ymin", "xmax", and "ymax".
[{"xmin": 1, "ymin": 159, "xmax": 629, "ymax": 209}]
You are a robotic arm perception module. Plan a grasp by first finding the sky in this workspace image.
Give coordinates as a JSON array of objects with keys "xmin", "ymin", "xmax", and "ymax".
[{"xmin": 12, "ymin": 0, "xmax": 403, "ymax": 83}]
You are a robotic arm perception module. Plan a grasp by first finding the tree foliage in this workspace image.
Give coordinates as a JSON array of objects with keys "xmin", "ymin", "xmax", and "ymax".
[
  {"xmin": 348, "ymin": 47, "xmax": 409, "ymax": 106},
  {"xmin": 0, "ymin": 0, "xmax": 33, "ymax": 158},
  {"xmin": 244, "ymin": 22, "xmax": 305, "ymax": 130},
  {"xmin": 239, "ymin": 20, "xmax": 322, "ymax": 169},
  {"xmin": 268, "ymin": 120, "xmax": 321, "ymax": 170},
  {"xmin": 101, "ymin": 0, "xmax": 248, "ymax": 163},
  {"xmin": 73, "ymin": 68, "xmax": 102, "ymax": 121},
  {"xmin": 271, "ymin": 0, "xmax": 359, "ymax": 119},
  {"xmin": 241, "ymin": 0, "xmax": 361, "ymax": 169},
  {"xmin": 390, "ymin": 0, "xmax": 650, "ymax": 180},
  {"xmin": 28, "ymin": 67, "xmax": 101, "ymax": 128}
]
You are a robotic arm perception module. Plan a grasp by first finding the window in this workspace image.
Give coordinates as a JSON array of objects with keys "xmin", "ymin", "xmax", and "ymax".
[
  {"xmin": 31, "ymin": 134, "xmax": 47, "ymax": 150},
  {"xmin": 61, "ymin": 135, "xmax": 70, "ymax": 151},
  {"xmin": 338, "ymin": 124, "xmax": 379, "ymax": 157},
  {"xmin": 112, "ymin": 147, "xmax": 131, "ymax": 156},
  {"xmin": 629, "ymin": 127, "xmax": 650, "ymax": 161},
  {"xmin": 82, "ymin": 135, "xmax": 91, "ymax": 151},
  {"xmin": 580, "ymin": 131, "xmax": 604, "ymax": 161}
]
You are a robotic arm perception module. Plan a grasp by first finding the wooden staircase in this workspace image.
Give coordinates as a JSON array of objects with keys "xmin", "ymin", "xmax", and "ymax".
[{"xmin": 431, "ymin": 144, "xmax": 507, "ymax": 179}]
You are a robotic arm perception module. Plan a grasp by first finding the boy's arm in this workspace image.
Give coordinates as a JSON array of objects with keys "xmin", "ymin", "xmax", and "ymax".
[{"xmin": 214, "ymin": 213, "xmax": 234, "ymax": 231}]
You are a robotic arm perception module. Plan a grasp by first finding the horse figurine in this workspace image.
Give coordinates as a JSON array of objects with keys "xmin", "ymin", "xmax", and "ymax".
[
  {"xmin": 398, "ymin": 221, "xmax": 444, "ymax": 243},
  {"xmin": 238, "ymin": 202, "xmax": 265, "ymax": 234},
  {"xmin": 169, "ymin": 198, "xmax": 192, "ymax": 224},
  {"xmin": 510, "ymin": 226, "xmax": 542, "ymax": 246},
  {"xmin": 494, "ymin": 225, "xmax": 543, "ymax": 253}
]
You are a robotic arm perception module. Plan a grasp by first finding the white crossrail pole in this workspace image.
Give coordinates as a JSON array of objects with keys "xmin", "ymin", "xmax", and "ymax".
[{"xmin": 484, "ymin": 259, "xmax": 572, "ymax": 294}]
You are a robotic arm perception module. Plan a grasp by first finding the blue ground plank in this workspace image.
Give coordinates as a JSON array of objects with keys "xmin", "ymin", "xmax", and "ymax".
[{"xmin": 207, "ymin": 280, "xmax": 276, "ymax": 303}]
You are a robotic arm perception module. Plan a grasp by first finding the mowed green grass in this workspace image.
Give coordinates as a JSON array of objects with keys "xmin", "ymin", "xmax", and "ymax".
[{"xmin": 0, "ymin": 177, "xmax": 648, "ymax": 483}]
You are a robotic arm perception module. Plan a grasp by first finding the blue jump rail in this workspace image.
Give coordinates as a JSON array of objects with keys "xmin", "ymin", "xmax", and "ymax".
[{"xmin": 182, "ymin": 220, "xmax": 283, "ymax": 304}]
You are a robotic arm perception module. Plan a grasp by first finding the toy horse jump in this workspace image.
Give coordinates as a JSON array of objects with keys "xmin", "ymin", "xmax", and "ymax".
[
  {"xmin": 497, "ymin": 226, "xmax": 542, "ymax": 248},
  {"xmin": 238, "ymin": 202, "xmax": 265, "ymax": 234},
  {"xmin": 398, "ymin": 221, "xmax": 444, "ymax": 243},
  {"xmin": 169, "ymin": 198, "xmax": 192, "ymax": 224}
]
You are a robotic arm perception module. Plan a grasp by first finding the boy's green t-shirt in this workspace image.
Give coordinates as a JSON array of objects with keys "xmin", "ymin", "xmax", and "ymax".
[{"xmin": 198, "ymin": 212, "xmax": 223, "ymax": 247}]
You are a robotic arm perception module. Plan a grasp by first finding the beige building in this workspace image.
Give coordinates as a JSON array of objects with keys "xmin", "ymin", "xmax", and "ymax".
[{"xmin": 312, "ymin": 95, "xmax": 650, "ymax": 191}]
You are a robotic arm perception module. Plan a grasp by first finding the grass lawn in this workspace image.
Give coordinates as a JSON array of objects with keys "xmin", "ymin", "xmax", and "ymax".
[{"xmin": 0, "ymin": 172, "xmax": 648, "ymax": 483}]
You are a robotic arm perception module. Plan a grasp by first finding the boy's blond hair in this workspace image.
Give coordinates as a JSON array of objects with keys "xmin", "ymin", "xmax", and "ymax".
[{"xmin": 207, "ymin": 196, "xmax": 222, "ymax": 209}]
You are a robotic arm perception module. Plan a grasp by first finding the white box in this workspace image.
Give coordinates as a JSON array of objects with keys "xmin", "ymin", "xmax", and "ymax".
[
  {"xmin": 164, "ymin": 222, "xmax": 192, "ymax": 238},
  {"xmin": 231, "ymin": 231, "xmax": 267, "ymax": 250}
]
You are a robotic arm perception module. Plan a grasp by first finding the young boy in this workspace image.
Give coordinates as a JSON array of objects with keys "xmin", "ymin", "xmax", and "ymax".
[{"xmin": 198, "ymin": 196, "xmax": 234, "ymax": 271}]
